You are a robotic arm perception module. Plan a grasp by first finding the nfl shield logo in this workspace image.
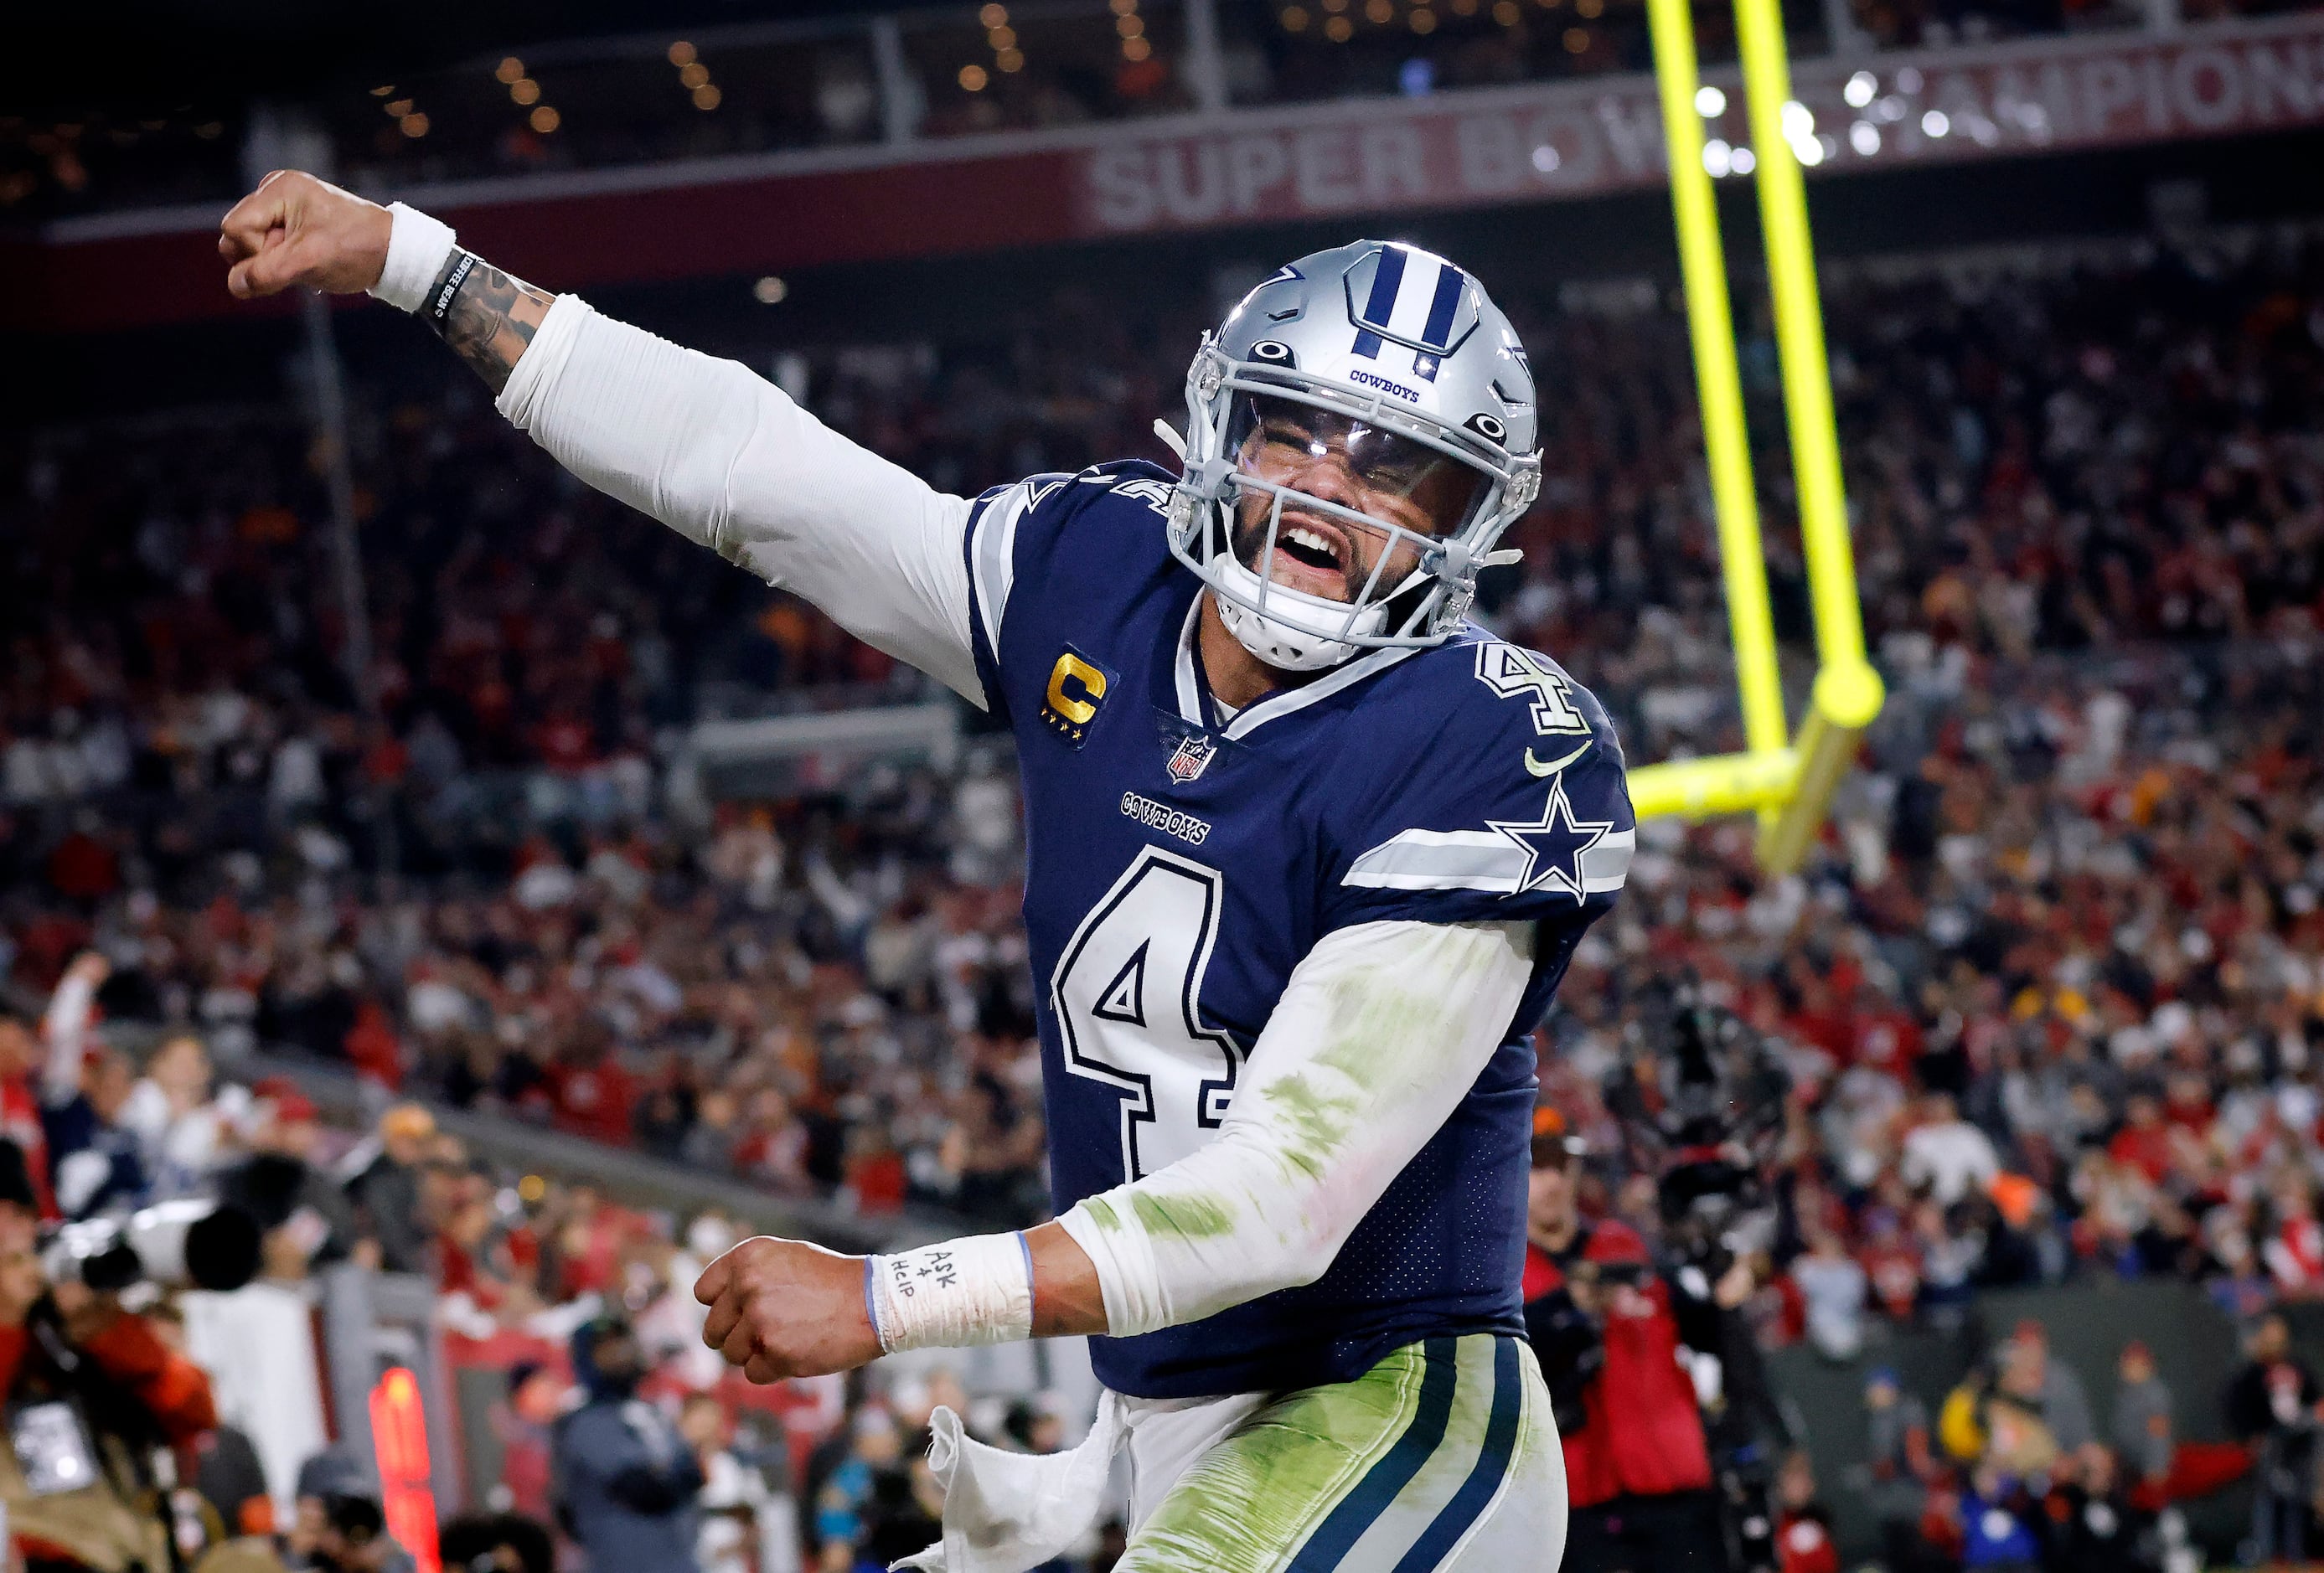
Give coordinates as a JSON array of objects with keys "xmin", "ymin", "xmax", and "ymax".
[{"xmin": 1165, "ymin": 732, "xmax": 1217, "ymax": 786}]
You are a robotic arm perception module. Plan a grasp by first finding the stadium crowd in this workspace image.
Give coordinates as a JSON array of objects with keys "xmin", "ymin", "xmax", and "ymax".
[
  {"xmin": 1, "ymin": 223, "xmax": 2323, "ymax": 1566},
  {"xmin": 5, "ymin": 226, "xmax": 2324, "ymax": 1270}
]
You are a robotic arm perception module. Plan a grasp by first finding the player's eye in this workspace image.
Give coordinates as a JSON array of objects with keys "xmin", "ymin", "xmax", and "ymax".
[{"xmin": 1345, "ymin": 429, "xmax": 1437, "ymax": 489}]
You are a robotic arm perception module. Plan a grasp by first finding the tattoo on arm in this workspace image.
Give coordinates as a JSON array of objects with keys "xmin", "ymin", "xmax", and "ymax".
[{"xmin": 426, "ymin": 248, "xmax": 555, "ymax": 395}]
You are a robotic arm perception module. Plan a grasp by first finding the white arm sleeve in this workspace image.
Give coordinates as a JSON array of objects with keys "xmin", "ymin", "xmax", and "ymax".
[
  {"xmin": 1057, "ymin": 919, "xmax": 1536, "ymax": 1336},
  {"xmin": 496, "ymin": 295, "xmax": 986, "ymax": 706},
  {"xmin": 39, "ymin": 969, "xmax": 97, "ymax": 1106}
]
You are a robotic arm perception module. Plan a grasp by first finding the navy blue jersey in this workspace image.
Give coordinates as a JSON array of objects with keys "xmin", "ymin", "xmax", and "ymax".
[{"xmin": 963, "ymin": 460, "xmax": 1635, "ymax": 1399}]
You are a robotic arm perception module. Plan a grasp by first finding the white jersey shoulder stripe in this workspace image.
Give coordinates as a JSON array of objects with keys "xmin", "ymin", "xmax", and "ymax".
[
  {"xmin": 969, "ymin": 482, "xmax": 1036, "ymax": 656},
  {"xmin": 1344, "ymin": 827, "xmax": 1633, "ymax": 895}
]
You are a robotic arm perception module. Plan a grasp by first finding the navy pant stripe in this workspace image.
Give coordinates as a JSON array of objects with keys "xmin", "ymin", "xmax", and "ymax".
[
  {"xmin": 1286, "ymin": 1337, "xmax": 1460, "ymax": 1572},
  {"xmin": 1389, "ymin": 1337, "xmax": 1524, "ymax": 1572},
  {"xmin": 1419, "ymin": 263, "xmax": 1465, "ymax": 350}
]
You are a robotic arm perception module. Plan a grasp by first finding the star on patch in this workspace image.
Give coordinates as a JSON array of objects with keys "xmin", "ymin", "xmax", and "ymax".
[{"xmin": 1487, "ymin": 778, "xmax": 1614, "ymax": 898}]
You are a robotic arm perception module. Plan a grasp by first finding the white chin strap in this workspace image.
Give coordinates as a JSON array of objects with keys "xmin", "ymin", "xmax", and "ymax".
[{"xmin": 1211, "ymin": 551, "xmax": 1389, "ymax": 673}]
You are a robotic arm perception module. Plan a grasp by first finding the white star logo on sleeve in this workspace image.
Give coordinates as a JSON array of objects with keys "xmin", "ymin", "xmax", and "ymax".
[{"xmin": 1486, "ymin": 778, "xmax": 1615, "ymax": 898}]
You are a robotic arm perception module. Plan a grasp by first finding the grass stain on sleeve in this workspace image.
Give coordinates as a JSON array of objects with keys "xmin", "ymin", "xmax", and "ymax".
[
  {"xmin": 1132, "ymin": 1190, "xmax": 1237, "ymax": 1240},
  {"xmin": 1262, "ymin": 1072, "xmax": 1361, "ymax": 1184}
]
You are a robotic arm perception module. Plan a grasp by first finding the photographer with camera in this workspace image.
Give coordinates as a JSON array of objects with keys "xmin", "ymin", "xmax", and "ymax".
[
  {"xmin": 1523, "ymin": 1113, "xmax": 1725, "ymax": 1573},
  {"xmin": 0, "ymin": 1140, "xmax": 221, "ymax": 1573},
  {"xmin": 1529, "ymin": 997, "xmax": 1800, "ymax": 1573}
]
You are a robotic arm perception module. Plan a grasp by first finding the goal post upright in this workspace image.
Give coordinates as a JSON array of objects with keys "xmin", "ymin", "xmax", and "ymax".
[
  {"xmin": 1620, "ymin": 0, "xmax": 1883, "ymax": 874},
  {"xmin": 1640, "ymin": 0, "xmax": 1789, "ymax": 777},
  {"xmin": 1733, "ymin": 0, "xmax": 1887, "ymax": 870}
]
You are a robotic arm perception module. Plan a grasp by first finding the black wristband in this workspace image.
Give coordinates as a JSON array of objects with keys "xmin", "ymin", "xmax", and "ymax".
[{"xmin": 425, "ymin": 249, "xmax": 479, "ymax": 333}]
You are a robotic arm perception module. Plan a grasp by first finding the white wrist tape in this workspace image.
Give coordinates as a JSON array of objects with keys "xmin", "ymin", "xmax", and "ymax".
[
  {"xmin": 368, "ymin": 202, "xmax": 457, "ymax": 314},
  {"xmin": 865, "ymin": 1232, "xmax": 1034, "ymax": 1353}
]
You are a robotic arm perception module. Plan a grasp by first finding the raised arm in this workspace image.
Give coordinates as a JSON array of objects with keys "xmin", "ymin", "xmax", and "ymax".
[
  {"xmin": 38, "ymin": 952, "xmax": 108, "ymax": 1107},
  {"xmin": 219, "ymin": 172, "xmax": 984, "ymax": 705}
]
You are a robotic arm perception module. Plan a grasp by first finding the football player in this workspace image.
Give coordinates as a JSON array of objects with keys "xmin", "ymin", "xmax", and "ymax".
[{"xmin": 220, "ymin": 172, "xmax": 1635, "ymax": 1570}]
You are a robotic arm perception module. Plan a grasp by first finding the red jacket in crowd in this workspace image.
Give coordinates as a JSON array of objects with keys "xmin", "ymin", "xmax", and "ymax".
[
  {"xmin": 1523, "ymin": 1219, "xmax": 1714, "ymax": 1508},
  {"xmin": 0, "ymin": 1313, "xmax": 218, "ymax": 1443}
]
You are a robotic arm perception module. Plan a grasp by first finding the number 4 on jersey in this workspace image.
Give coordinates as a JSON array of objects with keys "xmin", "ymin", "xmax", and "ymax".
[
  {"xmin": 1474, "ymin": 642, "xmax": 1590, "ymax": 736},
  {"xmin": 1051, "ymin": 847, "xmax": 1241, "ymax": 1183}
]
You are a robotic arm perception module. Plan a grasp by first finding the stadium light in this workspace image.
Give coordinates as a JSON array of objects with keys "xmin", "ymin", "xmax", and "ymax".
[{"xmin": 1627, "ymin": 0, "xmax": 1884, "ymax": 873}]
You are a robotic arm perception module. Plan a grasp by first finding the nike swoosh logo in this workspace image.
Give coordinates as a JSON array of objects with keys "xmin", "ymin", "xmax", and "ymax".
[{"xmin": 1525, "ymin": 744, "xmax": 1591, "ymax": 778}]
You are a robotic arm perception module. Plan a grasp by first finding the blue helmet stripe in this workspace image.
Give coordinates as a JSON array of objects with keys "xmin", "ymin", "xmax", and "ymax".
[
  {"xmin": 1351, "ymin": 245, "xmax": 1407, "ymax": 361},
  {"xmin": 1420, "ymin": 262, "xmax": 1465, "ymax": 351},
  {"xmin": 1361, "ymin": 245, "xmax": 1408, "ymax": 326}
]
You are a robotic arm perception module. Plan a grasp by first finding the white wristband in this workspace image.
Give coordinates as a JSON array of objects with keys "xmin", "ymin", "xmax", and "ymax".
[
  {"xmin": 368, "ymin": 202, "xmax": 457, "ymax": 314},
  {"xmin": 865, "ymin": 1232, "xmax": 1035, "ymax": 1353}
]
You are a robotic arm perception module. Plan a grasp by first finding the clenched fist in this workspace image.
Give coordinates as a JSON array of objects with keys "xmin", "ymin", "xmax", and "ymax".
[
  {"xmin": 695, "ymin": 1235, "xmax": 883, "ymax": 1383},
  {"xmin": 218, "ymin": 170, "xmax": 393, "ymax": 300}
]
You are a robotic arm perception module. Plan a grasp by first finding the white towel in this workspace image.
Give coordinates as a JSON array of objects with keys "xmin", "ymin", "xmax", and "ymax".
[{"xmin": 891, "ymin": 1395, "xmax": 1127, "ymax": 1573}]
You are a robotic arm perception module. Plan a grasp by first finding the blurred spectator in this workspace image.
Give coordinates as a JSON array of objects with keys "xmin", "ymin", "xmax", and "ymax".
[
  {"xmin": 189, "ymin": 1421, "xmax": 277, "ymax": 1543},
  {"xmin": 436, "ymin": 1512, "xmax": 555, "ymax": 1573},
  {"xmin": 2039, "ymin": 1445, "xmax": 2156, "ymax": 1573},
  {"xmin": 856, "ymin": 1447, "xmax": 944, "ymax": 1572},
  {"xmin": 2222, "ymin": 1313, "xmax": 2321, "ymax": 1565},
  {"xmin": 678, "ymin": 1394, "xmax": 776, "ymax": 1573},
  {"xmin": 290, "ymin": 1452, "xmax": 367, "ymax": 1571},
  {"xmin": 1859, "ymin": 1367, "xmax": 1941, "ymax": 1573},
  {"xmin": 1936, "ymin": 1328, "xmax": 2094, "ymax": 1485},
  {"xmin": 341, "ymin": 1105, "xmax": 438, "ymax": 1274},
  {"xmin": 121, "ymin": 1034, "xmax": 237, "ymax": 1201},
  {"xmin": 2003, "ymin": 1323, "xmax": 2094, "ymax": 1455},
  {"xmin": 1774, "ymin": 1452, "xmax": 1840, "ymax": 1573},
  {"xmin": 1958, "ymin": 1460, "xmax": 2043, "ymax": 1573},
  {"xmin": 2111, "ymin": 1341, "xmax": 2176, "ymax": 1498},
  {"xmin": 553, "ymin": 1317, "xmax": 703, "ymax": 1573},
  {"xmin": 214, "ymin": 1079, "xmax": 359, "ymax": 1281},
  {"xmin": 311, "ymin": 1494, "xmax": 415, "ymax": 1573},
  {"xmin": 0, "ymin": 1172, "xmax": 219, "ymax": 1573},
  {"xmin": 812, "ymin": 1408, "xmax": 903, "ymax": 1570},
  {"xmin": 38, "ymin": 955, "xmax": 144, "ymax": 1220},
  {"xmin": 1521, "ymin": 1122, "xmax": 1723, "ymax": 1573},
  {"xmin": 489, "ymin": 1361, "xmax": 566, "ymax": 1522},
  {"xmin": 1789, "ymin": 1226, "xmax": 1869, "ymax": 1360},
  {"xmin": 1901, "ymin": 1092, "xmax": 2002, "ymax": 1208},
  {"xmin": 0, "ymin": 1012, "xmax": 55, "ymax": 1217}
]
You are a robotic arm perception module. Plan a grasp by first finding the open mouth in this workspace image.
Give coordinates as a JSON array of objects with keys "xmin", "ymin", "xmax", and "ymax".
[
  {"xmin": 1245, "ymin": 508, "xmax": 1366, "ymax": 599},
  {"xmin": 1276, "ymin": 523, "xmax": 1343, "ymax": 575}
]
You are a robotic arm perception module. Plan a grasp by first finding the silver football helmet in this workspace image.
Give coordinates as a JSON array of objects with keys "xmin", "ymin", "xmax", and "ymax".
[{"xmin": 1166, "ymin": 240, "xmax": 1542, "ymax": 672}]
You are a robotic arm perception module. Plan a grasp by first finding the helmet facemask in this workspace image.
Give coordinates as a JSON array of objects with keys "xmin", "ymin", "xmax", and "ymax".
[{"xmin": 1168, "ymin": 286, "xmax": 1541, "ymax": 674}]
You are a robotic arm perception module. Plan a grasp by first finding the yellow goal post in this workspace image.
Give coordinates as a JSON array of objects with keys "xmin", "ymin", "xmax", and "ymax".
[{"xmin": 1623, "ymin": 0, "xmax": 1885, "ymax": 873}]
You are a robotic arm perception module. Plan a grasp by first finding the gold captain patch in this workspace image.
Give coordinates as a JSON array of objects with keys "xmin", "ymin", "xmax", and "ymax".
[{"xmin": 1041, "ymin": 649, "xmax": 1113, "ymax": 749}]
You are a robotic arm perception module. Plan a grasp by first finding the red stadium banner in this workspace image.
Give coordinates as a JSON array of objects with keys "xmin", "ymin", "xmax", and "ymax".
[
  {"xmin": 1076, "ymin": 13, "xmax": 2324, "ymax": 235},
  {"xmin": 7, "ymin": 13, "xmax": 2321, "ymax": 333}
]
